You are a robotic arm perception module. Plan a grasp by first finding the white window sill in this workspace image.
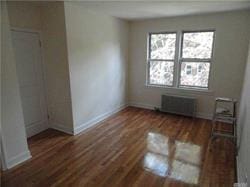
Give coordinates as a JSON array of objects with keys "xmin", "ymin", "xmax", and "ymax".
[{"xmin": 145, "ymin": 84, "xmax": 214, "ymax": 96}]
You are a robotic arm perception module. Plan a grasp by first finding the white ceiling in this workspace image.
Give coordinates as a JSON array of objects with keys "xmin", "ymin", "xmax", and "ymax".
[{"xmin": 77, "ymin": 1, "xmax": 250, "ymax": 20}]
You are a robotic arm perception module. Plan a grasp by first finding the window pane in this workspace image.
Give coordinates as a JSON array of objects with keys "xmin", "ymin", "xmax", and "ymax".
[
  {"xmin": 150, "ymin": 33, "xmax": 176, "ymax": 60},
  {"xmin": 180, "ymin": 62, "xmax": 210, "ymax": 88},
  {"xmin": 182, "ymin": 32, "xmax": 214, "ymax": 59},
  {"xmin": 149, "ymin": 61, "xmax": 174, "ymax": 86}
]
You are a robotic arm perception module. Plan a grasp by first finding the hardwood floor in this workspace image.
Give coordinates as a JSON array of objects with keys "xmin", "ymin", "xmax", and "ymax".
[{"xmin": 2, "ymin": 107, "xmax": 235, "ymax": 187}]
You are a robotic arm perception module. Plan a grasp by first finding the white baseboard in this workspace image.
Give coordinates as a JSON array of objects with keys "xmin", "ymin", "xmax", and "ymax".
[
  {"xmin": 6, "ymin": 150, "xmax": 31, "ymax": 169},
  {"xmin": 237, "ymin": 156, "xmax": 241, "ymax": 182},
  {"xmin": 129, "ymin": 102, "xmax": 156, "ymax": 110},
  {"xmin": 51, "ymin": 122, "xmax": 74, "ymax": 135},
  {"xmin": 74, "ymin": 104, "xmax": 128, "ymax": 135},
  {"xmin": 129, "ymin": 102, "xmax": 212, "ymax": 120},
  {"xmin": 196, "ymin": 112, "xmax": 213, "ymax": 120},
  {"xmin": 26, "ymin": 120, "xmax": 49, "ymax": 138},
  {"xmin": 236, "ymin": 156, "xmax": 248, "ymax": 183}
]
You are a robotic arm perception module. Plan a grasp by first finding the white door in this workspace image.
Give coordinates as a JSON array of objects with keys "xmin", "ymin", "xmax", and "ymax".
[{"xmin": 12, "ymin": 30, "xmax": 48, "ymax": 138}]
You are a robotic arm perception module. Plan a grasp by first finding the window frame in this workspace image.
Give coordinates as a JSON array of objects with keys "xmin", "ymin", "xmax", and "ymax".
[
  {"xmin": 179, "ymin": 30, "xmax": 215, "ymax": 89},
  {"xmin": 147, "ymin": 29, "xmax": 215, "ymax": 90},
  {"xmin": 147, "ymin": 31, "xmax": 178, "ymax": 87}
]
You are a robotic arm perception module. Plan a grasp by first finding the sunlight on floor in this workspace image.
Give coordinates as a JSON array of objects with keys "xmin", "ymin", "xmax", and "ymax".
[{"xmin": 143, "ymin": 132, "xmax": 201, "ymax": 185}]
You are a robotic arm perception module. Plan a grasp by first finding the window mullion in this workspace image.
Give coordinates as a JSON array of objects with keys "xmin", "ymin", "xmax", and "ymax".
[
  {"xmin": 146, "ymin": 34, "xmax": 151, "ymax": 85},
  {"xmin": 181, "ymin": 58, "xmax": 211, "ymax": 63},
  {"xmin": 174, "ymin": 31, "xmax": 182, "ymax": 88},
  {"xmin": 148, "ymin": 59, "xmax": 175, "ymax": 62}
]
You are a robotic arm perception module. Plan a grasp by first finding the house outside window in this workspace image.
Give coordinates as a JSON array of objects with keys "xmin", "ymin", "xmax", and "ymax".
[{"xmin": 185, "ymin": 65, "xmax": 192, "ymax": 75}]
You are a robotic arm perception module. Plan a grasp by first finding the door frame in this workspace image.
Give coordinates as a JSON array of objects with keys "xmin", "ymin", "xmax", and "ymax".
[
  {"xmin": 1, "ymin": 134, "xmax": 8, "ymax": 171},
  {"xmin": 11, "ymin": 27, "xmax": 49, "ymax": 138}
]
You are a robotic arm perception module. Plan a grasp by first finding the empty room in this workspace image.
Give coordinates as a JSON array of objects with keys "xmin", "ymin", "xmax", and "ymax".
[{"xmin": 1, "ymin": 1, "xmax": 250, "ymax": 186}]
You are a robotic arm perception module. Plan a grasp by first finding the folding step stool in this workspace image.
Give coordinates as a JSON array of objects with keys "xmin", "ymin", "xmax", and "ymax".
[{"xmin": 210, "ymin": 97, "xmax": 237, "ymax": 151}]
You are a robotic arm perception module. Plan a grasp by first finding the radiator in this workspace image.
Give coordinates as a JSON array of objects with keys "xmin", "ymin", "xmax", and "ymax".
[{"xmin": 161, "ymin": 95, "xmax": 196, "ymax": 117}]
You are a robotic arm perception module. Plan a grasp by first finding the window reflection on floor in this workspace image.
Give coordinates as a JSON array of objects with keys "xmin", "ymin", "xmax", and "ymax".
[
  {"xmin": 170, "ymin": 160, "xmax": 200, "ymax": 184},
  {"xmin": 175, "ymin": 141, "xmax": 201, "ymax": 165},
  {"xmin": 147, "ymin": 132, "xmax": 169, "ymax": 156},
  {"xmin": 143, "ymin": 152, "xmax": 169, "ymax": 177},
  {"xmin": 143, "ymin": 132, "xmax": 201, "ymax": 185}
]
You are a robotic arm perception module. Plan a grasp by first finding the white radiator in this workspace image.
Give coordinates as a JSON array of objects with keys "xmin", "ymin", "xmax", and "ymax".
[{"xmin": 161, "ymin": 95, "xmax": 196, "ymax": 117}]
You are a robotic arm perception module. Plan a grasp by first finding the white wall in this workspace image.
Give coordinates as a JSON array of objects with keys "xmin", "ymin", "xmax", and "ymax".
[
  {"xmin": 64, "ymin": 2, "xmax": 129, "ymax": 134},
  {"xmin": 7, "ymin": 2, "xmax": 74, "ymax": 134},
  {"xmin": 237, "ymin": 42, "xmax": 250, "ymax": 184},
  {"xmin": 128, "ymin": 11, "xmax": 250, "ymax": 118},
  {"xmin": 41, "ymin": 2, "xmax": 74, "ymax": 134},
  {"xmin": 1, "ymin": 1, "xmax": 31, "ymax": 169},
  {"xmin": 3, "ymin": 2, "xmax": 250, "ymax": 174},
  {"xmin": 7, "ymin": 1, "xmax": 42, "ymax": 30}
]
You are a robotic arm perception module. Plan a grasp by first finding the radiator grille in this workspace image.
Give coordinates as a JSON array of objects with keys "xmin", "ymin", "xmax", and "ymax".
[{"xmin": 161, "ymin": 95, "xmax": 196, "ymax": 117}]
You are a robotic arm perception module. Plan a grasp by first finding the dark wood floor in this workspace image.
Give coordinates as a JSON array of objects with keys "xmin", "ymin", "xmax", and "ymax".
[{"xmin": 2, "ymin": 107, "xmax": 235, "ymax": 187}]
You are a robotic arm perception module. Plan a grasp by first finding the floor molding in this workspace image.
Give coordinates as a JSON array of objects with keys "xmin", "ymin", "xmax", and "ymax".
[
  {"xmin": 129, "ymin": 102, "xmax": 156, "ymax": 110},
  {"xmin": 26, "ymin": 121, "xmax": 49, "ymax": 138},
  {"xmin": 236, "ymin": 156, "xmax": 247, "ymax": 184},
  {"xmin": 51, "ymin": 101, "xmax": 212, "ymax": 137},
  {"xmin": 196, "ymin": 112, "xmax": 213, "ymax": 120},
  {"xmin": 6, "ymin": 150, "xmax": 31, "ymax": 169},
  {"xmin": 129, "ymin": 102, "xmax": 212, "ymax": 120},
  {"xmin": 237, "ymin": 156, "xmax": 241, "ymax": 182},
  {"xmin": 74, "ymin": 104, "xmax": 128, "ymax": 135},
  {"xmin": 51, "ymin": 123, "xmax": 74, "ymax": 135}
]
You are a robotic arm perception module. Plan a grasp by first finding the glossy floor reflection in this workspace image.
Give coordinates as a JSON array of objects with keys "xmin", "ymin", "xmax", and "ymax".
[
  {"xmin": 2, "ymin": 107, "xmax": 235, "ymax": 187},
  {"xmin": 144, "ymin": 132, "xmax": 201, "ymax": 185}
]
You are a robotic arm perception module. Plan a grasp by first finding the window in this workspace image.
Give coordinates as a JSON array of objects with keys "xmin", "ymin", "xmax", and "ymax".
[
  {"xmin": 180, "ymin": 31, "xmax": 214, "ymax": 88},
  {"xmin": 148, "ymin": 33, "xmax": 176, "ymax": 86},
  {"xmin": 147, "ymin": 30, "xmax": 215, "ymax": 89}
]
